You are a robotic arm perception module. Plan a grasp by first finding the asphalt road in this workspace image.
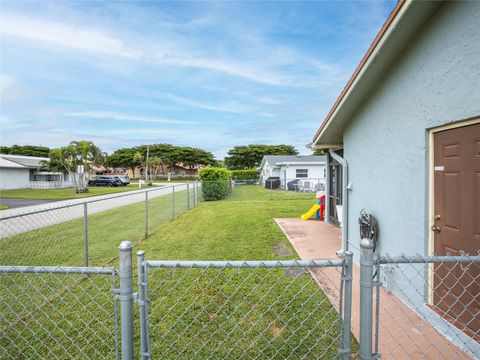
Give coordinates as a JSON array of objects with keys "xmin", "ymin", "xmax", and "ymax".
[
  {"xmin": 0, "ymin": 198, "xmax": 59, "ymax": 209},
  {"xmin": 0, "ymin": 183, "xmax": 190, "ymax": 238}
]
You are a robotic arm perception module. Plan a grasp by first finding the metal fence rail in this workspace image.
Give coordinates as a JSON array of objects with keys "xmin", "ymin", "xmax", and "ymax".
[
  {"xmin": 0, "ymin": 265, "xmax": 118, "ymax": 359},
  {"xmin": 135, "ymin": 255, "xmax": 354, "ymax": 360},
  {"xmin": 1, "ymin": 239, "xmax": 479, "ymax": 360}
]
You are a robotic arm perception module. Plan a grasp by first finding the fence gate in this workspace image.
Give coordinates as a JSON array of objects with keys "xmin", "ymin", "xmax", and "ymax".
[
  {"xmin": 135, "ymin": 254, "xmax": 353, "ymax": 360},
  {"xmin": 0, "ymin": 265, "xmax": 119, "ymax": 359}
]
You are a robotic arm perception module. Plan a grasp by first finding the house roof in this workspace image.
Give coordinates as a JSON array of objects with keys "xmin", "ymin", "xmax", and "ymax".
[
  {"xmin": 0, "ymin": 154, "xmax": 49, "ymax": 169},
  {"xmin": 312, "ymin": 0, "xmax": 442, "ymax": 148},
  {"xmin": 260, "ymin": 155, "xmax": 326, "ymax": 169},
  {"xmin": 0, "ymin": 157, "xmax": 27, "ymax": 169}
]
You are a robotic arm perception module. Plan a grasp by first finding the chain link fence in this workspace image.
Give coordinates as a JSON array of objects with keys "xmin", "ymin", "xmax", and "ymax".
[
  {"xmin": 372, "ymin": 254, "xmax": 480, "ymax": 359},
  {"xmin": 0, "ymin": 265, "xmax": 118, "ymax": 359},
  {"xmin": 0, "ymin": 240, "xmax": 478, "ymax": 359},
  {"xmin": 0, "ymin": 183, "xmax": 201, "ymax": 267},
  {"xmin": 138, "ymin": 257, "xmax": 354, "ymax": 359},
  {"xmin": 230, "ymin": 178, "xmax": 325, "ymax": 202}
]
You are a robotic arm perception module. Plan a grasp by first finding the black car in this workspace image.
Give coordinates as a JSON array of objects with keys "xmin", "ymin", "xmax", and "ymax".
[
  {"xmin": 264, "ymin": 177, "xmax": 281, "ymax": 189},
  {"xmin": 88, "ymin": 176, "xmax": 123, "ymax": 187}
]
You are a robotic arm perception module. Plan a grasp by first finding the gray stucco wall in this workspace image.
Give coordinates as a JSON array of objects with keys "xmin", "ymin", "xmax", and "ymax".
[
  {"xmin": 329, "ymin": 3, "xmax": 480, "ymax": 355},
  {"xmin": 343, "ymin": 1, "xmax": 480, "ymax": 256}
]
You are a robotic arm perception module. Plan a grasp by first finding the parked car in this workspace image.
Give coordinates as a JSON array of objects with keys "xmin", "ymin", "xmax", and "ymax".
[
  {"xmin": 264, "ymin": 177, "xmax": 281, "ymax": 189},
  {"xmin": 113, "ymin": 176, "xmax": 130, "ymax": 186},
  {"xmin": 88, "ymin": 176, "xmax": 123, "ymax": 187}
]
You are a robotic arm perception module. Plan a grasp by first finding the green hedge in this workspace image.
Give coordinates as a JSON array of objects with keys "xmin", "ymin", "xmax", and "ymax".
[
  {"xmin": 198, "ymin": 167, "xmax": 232, "ymax": 201},
  {"xmin": 231, "ymin": 170, "xmax": 258, "ymax": 180}
]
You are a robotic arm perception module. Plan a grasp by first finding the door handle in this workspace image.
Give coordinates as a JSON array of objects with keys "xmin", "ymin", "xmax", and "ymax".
[{"xmin": 431, "ymin": 225, "xmax": 441, "ymax": 233}]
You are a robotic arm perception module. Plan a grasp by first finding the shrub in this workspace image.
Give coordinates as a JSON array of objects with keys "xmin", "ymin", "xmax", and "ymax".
[
  {"xmin": 231, "ymin": 170, "xmax": 258, "ymax": 180},
  {"xmin": 198, "ymin": 167, "xmax": 232, "ymax": 201}
]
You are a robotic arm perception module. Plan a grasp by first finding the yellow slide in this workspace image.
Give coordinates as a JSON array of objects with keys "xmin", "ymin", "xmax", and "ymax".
[{"xmin": 300, "ymin": 204, "xmax": 320, "ymax": 221}]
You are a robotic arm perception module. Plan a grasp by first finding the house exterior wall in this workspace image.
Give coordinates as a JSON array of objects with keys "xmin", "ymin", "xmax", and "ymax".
[
  {"xmin": 259, "ymin": 162, "xmax": 280, "ymax": 184},
  {"xmin": 125, "ymin": 165, "xmax": 200, "ymax": 179},
  {"xmin": 281, "ymin": 165, "xmax": 325, "ymax": 181},
  {"xmin": 0, "ymin": 168, "xmax": 31, "ymax": 190},
  {"xmin": 338, "ymin": 6, "xmax": 480, "ymax": 349},
  {"xmin": 260, "ymin": 162, "xmax": 326, "ymax": 186},
  {"xmin": 342, "ymin": 1, "xmax": 480, "ymax": 257}
]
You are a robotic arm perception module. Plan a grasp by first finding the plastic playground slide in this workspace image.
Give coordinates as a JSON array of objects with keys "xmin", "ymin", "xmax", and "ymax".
[{"xmin": 300, "ymin": 204, "xmax": 320, "ymax": 221}]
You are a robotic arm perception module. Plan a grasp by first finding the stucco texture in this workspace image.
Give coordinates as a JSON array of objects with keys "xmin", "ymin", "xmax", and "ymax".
[{"xmin": 343, "ymin": 1, "xmax": 480, "ymax": 256}]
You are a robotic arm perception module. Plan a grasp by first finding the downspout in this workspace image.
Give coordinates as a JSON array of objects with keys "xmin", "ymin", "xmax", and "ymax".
[{"xmin": 329, "ymin": 149, "xmax": 349, "ymax": 257}]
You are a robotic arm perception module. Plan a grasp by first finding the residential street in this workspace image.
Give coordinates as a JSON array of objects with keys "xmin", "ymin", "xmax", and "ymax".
[
  {"xmin": 0, "ymin": 198, "xmax": 59, "ymax": 209},
  {"xmin": 0, "ymin": 183, "xmax": 189, "ymax": 238}
]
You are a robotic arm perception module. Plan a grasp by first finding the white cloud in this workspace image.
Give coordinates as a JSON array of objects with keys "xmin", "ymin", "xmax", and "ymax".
[
  {"xmin": 1, "ymin": 13, "xmax": 137, "ymax": 59},
  {"xmin": 160, "ymin": 56, "xmax": 286, "ymax": 86},
  {"xmin": 0, "ymin": 13, "xmax": 290, "ymax": 86},
  {"xmin": 160, "ymin": 93, "xmax": 253, "ymax": 114},
  {"xmin": 65, "ymin": 111, "xmax": 195, "ymax": 125}
]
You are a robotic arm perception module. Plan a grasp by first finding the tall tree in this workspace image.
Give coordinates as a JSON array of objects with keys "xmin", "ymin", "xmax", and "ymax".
[
  {"xmin": 312, "ymin": 148, "xmax": 325, "ymax": 156},
  {"xmin": 224, "ymin": 144, "xmax": 298, "ymax": 169},
  {"xmin": 107, "ymin": 147, "xmax": 140, "ymax": 175},
  {"xmin": 0, "ymin": 145, "xmax": 50, "ymax": 157},
  {"xmin": 176, "ymin": 147, "xmax": 215, "ymax": 170}
]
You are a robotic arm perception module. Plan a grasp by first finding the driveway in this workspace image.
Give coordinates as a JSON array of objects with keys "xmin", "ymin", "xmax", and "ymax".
[
  {"xmin": 0, "ymin": 182, "xmax": 191, "ymax": 238},
  {"xmin": 0, "ymin": 198, "xmax": 59, "ymax": 209}
]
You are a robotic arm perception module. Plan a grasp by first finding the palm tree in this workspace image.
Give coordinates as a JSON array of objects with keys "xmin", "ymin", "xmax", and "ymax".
[
  {"xmin": 44, "ymin": 141, "xmax": 107, "ymax": 193},
  {"xmin": 146, "ymin": 157, "xmax": 162, "ymax": 182}
]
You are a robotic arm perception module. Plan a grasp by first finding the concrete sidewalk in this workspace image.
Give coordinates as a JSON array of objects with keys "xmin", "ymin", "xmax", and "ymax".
[{"xmin": 275, "ymin": 218, "xmax": 473, "ymax": 360}]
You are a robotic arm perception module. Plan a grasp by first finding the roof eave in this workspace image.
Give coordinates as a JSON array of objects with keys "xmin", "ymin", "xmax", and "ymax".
[{"xmin": 313, "ymin": 0, "xmax": 442, "ymax": 147}]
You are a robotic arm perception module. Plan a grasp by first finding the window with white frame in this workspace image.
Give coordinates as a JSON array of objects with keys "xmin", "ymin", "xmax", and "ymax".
[{"xmin": 296, "ymin": 169, "xmax": 308, "ymax": 178}]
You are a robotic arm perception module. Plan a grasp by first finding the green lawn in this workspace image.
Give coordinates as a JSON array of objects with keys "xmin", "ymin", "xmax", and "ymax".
[
  {"xmin": 1, "ymin": 186, "xmax": 357, "ymax": 359},
  {"xmin": 0, "ymin": 204, "xmax": 7, "ymax": 210},
  {"xmin": 0, "ymin": 183, "xmax": 160, "ymax": 200}
]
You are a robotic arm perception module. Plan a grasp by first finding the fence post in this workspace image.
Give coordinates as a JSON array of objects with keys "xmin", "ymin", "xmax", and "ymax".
[
  {"xmin": 340, "ymin": 251, "xmax": 353, "ymax": 359},
  {"xmin": 83, "ymin": 202, "xmax": 88, "ymax": 267},
  {"xmin": 145, "ymin": 191, "xmax": 149, "ymax": 239},
  {"xmin": 187, "ymin": 182, "xmax": 190, "ymax": 210},
  {"xmin": 359, "ymin": 238, "xmax": 375, "ymax": 360},
  {"xmin": 192, "ymin": 181, "xmax": 196, "ymax": 207},
  {"xmin": 197, "ymin": 181, "xmax": 201, "ymax": 203},
  {"xmin": 195, "ymin": 181, "xmax": 198, "ymax": 206},
  {"xmin": 137, "ymin": 250, "xmax": 150, "ymax": 359},
  {"xmin": 172, "ymin": 186, "xmax": 175, "ymax": 219},
  {"xmin": 119, "ymin": 241, "xmax": 134, "ymax": 360}
]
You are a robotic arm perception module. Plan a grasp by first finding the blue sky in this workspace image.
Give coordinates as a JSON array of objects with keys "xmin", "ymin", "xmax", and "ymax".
[{"xmin": 0, "ymin": 1, "xmax": 395, "ymax": 158}]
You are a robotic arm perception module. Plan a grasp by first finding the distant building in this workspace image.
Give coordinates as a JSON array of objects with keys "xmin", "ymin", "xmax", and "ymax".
[
  {"xmin": 124, "ymin": 163, "xmax": 204, "ymax": 179},
  {"xmin": 0, "ymin": 154, "xmax": 70, "ymax": 190},
  {"xmin": 258, "ymin": 155, "xmax": 326, "ymax": 191}
]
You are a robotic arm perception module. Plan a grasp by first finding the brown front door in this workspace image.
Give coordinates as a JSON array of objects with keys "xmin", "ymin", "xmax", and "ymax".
[{"xmin": 433, "ymin": 122, "xmax": 480, "ymax": 335}]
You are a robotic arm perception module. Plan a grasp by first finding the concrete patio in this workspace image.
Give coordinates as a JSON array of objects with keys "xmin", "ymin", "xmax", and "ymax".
[{"xmin": 275, "ymin": 218, "xmax": 474, "ymax": 359}]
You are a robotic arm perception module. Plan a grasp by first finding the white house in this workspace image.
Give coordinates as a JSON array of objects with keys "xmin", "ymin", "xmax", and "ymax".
[
  {"xmin": 0, "ymin": 154, "xmax": 71, "ymax": 190},
  {"xmin": 258, "ymin": 155, "xmax": 326, "ymax": 191}
]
